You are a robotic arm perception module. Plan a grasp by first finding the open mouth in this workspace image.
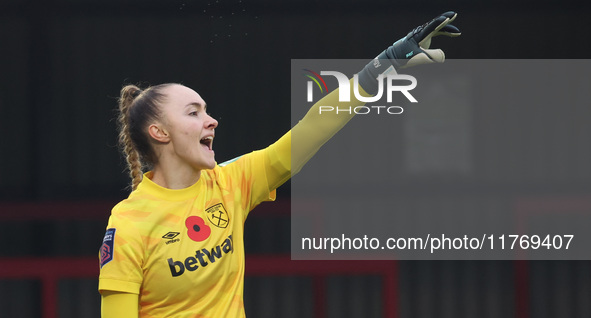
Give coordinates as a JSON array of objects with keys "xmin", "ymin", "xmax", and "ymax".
[{"xmin": 200, "ymin": 136, "xmax": 214, "ymax": 151}]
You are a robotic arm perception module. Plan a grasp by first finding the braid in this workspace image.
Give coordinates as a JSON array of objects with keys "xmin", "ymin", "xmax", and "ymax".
[
  {"xmin": 118, "ymin": 85, "xmax": 144, "ymax": 190},
  {"xmin": 116, "ymin": 83, "xmax": 172, "ymax": 191}
]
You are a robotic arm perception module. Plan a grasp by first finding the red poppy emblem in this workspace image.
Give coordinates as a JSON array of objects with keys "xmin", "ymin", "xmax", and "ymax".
[{"xmin": 185, "ymin": 216, "xmax": 211, "ymax": 242}]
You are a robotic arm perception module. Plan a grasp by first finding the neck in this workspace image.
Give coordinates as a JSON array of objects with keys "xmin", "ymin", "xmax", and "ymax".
[{"xmin": 150, "ymin": 162, "xmax": 201, "ymax": 190}]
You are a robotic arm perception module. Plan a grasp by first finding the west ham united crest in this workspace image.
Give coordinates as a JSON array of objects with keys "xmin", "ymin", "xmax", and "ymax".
[{"xmin": 205, "ymin": 203, "xmax": 229, "ymax": 228}]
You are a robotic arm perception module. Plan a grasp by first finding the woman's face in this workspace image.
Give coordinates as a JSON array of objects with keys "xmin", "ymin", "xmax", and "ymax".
[{"xmin": 158, "ymin": 84, "xmax": 218, "ymax": 170}]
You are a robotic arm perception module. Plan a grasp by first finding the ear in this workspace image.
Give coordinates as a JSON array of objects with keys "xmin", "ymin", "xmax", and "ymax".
[{"xmin": 148, "ymin": 123, "xmax": 170, "ymax": 143}]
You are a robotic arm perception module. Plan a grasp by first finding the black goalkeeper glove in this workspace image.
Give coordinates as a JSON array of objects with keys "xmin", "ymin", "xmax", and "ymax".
[{"xmin": 358, "ymin": 11, "xmax": 461, "ymax": 95}]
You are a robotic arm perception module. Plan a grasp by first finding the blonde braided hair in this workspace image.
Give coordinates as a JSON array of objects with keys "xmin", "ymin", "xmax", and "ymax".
[
  {"xmin": 116, "ymin": 83, "xmax": 174, "ymax": 190},
  {"xmin": 118, "ymin": 85, "xmax": 145, "ymax": 190}
]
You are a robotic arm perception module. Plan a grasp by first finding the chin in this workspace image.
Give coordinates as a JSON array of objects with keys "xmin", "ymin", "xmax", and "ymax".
[
  {"xmin": 203, "ymin": 158, "xmax": 217, "ymax": 169},
  {"xmin": 191, "ymin": 160, "xmax": 216, "ymax": 171}
]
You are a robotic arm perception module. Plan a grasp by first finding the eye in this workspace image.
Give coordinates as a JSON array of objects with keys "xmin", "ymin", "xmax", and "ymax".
[{"xmin": 189, "ymin": 111, "xmax": 198, "ymax": 116}]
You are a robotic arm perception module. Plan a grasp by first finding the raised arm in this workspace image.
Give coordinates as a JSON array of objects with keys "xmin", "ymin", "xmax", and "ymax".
[{"xmin": 264, "ymin": 12, "xmax": 461, "ymax": 190}]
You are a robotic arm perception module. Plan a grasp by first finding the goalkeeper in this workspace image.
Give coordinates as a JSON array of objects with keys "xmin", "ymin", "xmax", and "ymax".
[{"xmin": 99, "ymin": 12, "xmax": 460, "ymax": 318}]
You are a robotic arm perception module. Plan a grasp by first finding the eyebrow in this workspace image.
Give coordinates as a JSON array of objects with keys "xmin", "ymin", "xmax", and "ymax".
[{"xmin": 185, "ymin": 102, "xmax": 207, "ymax": 111}]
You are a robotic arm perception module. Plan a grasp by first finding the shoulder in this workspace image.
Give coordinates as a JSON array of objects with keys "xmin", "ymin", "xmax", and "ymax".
[
  {"xmin": 217, "ymin": 150, "xmax": 268, "ymax": 171},
  {"xmin": 106, "ymin": 199, "xmax": 149, "ymax": 241},
  {"xmin": 218, "ymin": 155, "xmax": 243, "ymax": 167},
  {"xmin": 110, "ymin": 197, "xmax": 148, "ymax": 221},
  {"xmin": 202, "ymin": 153, "xmax": 262, "ymax": 188}
]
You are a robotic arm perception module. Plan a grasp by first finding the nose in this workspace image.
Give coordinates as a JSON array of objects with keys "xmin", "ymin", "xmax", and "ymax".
[{"xmin": 205, "ymin": 113, "xmax": 218, "ymax": 129}]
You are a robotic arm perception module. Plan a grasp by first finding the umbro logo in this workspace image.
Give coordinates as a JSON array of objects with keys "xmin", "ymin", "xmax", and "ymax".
[
  {"xmin": 162, "ymin": 232, "xmax": 180, "ymax": 239},
  {"xmin": 163, "ymin": 232, "xmax": 180, "ymax": 245}
]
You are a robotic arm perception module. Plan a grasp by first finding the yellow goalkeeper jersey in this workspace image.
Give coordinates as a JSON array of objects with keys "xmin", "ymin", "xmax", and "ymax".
[
  {"xmin": 99, "ymin": 147, "xmax": 280, "ymax": 318},
  {"xmin": 98, "ymin": 77, "xmax": 366, "ymax": 317}
]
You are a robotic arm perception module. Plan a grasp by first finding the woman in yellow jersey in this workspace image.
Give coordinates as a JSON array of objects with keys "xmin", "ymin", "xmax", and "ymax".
[{"xmin": 99, "ymin": 12, "xmax": 460, "ymax": 318}]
